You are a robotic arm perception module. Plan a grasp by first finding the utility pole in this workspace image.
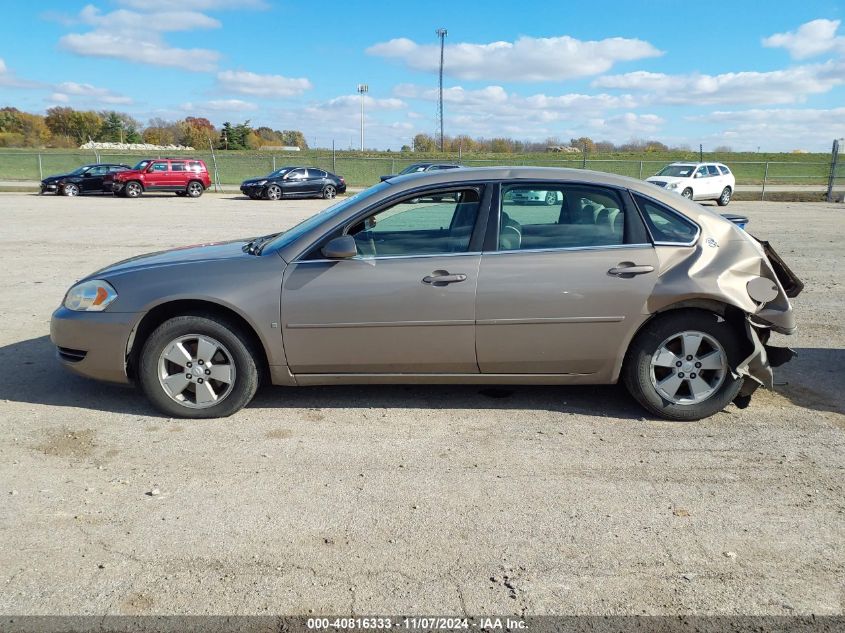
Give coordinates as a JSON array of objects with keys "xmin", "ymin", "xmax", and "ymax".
[
  {"xmin": 436, "ymin": 28, "xmax": 447, "ymax": 152},
  {"xmin": 357, "ymin": 84, "xmax": 368, "ymax": 151}
]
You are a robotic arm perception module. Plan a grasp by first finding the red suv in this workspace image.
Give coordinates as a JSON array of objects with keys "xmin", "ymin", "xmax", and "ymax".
[{"xmin": 111, "ymin": 158, "xmax": 212, "ymax": 198}]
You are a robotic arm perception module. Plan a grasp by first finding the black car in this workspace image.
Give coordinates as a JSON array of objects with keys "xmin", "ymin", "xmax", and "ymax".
[
  {"xmin": 40, "ymin": 163, "xmax": 131, "ymax": 196},
  {"xmin": 379, "ymin": 162, "xmax": 462, "ymax": 182},
  {"xmin": 240, "ymin": 167, "xmax": 347, "ymax": 201}
]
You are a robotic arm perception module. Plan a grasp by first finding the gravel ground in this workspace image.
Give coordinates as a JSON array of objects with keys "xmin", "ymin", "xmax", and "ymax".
[{"xmin": 0, "ymin": 192, "xmax": 842, "ymax": 616}]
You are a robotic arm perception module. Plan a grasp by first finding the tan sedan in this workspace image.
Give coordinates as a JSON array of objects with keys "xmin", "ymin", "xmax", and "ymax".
[{"xmin": 51, "ymin": 167, "xmax": 801, "ymax": 420}]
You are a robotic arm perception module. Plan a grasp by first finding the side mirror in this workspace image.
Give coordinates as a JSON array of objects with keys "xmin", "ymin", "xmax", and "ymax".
[{"xmin": 322, "ymin": 235, "xmax": 357, "ymax": 259}]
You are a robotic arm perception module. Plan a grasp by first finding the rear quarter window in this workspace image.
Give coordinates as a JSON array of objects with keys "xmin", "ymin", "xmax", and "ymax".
[{"xmin": 633, "ymin": 194, "xmax": 699, "ymax": 244}]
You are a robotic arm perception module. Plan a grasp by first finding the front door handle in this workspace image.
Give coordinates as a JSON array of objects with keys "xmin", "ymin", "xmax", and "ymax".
[
  {"xmin": 422, "ymin": 270, "xmax": 467, "ymax": 286},
  {"xmin": 608, "ymin": 263, "xmax": 655, "ymax": 277}
]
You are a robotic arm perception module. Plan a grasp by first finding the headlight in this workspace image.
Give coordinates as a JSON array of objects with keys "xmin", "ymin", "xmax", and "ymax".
[
  {"xmin": 63, "ymin": 280, "xmax": 118, "ymax": 312},
  {"xmin": 668, "ymin": 182, "xmax": 680, "ymax": 189}
]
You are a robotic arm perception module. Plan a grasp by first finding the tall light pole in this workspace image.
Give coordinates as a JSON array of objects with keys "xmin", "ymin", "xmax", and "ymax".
[
  {"xmin": 435, "ymin": 28, "xmax": 447, "ymax": 152},
  {"xmin": 357, "ymin": 84, "xmax": 368, "ymax": 151}
]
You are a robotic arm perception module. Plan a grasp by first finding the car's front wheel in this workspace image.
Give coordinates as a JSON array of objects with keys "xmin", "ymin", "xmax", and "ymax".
[
  {"xmin": 125, "ymin": 181, "xmax": 143, "ymax": 198},
  {"xmin": 62, "ymin": 183, "xmax": 80, "ymax": 197},
  {"xmin": 681, "ymin": 188, "xmax": 693, "ymax": 200},
  {"xmin": 622, "ymin": 310, "xmax": 743, "ymax": 421},
  {"xmin": 265, "ymin": 184, "xmax": 282, "ymax": 201},
  {"xmin": 544, "ymin": 191, "xmax": 557, "ymax": 205},
  {"xmin": 717, "ymin": 187, "xmax": 732, "ymax": 206},
  {"xmin": 139, "ymin": 315, "xmax": 259, "ymax": 418}
]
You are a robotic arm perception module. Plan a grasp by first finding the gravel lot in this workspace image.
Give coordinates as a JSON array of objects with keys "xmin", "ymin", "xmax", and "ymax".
[{"xmin": 0, "ymin": 192, "xmax": 842, "ymax": 616}]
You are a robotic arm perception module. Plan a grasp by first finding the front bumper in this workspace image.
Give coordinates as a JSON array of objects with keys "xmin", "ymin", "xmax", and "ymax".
[
  {"xmin": 241, "ymin": 183, "xmax": 267, "ymax": 197},
  {"xmin": 41, "ymin": 182, "xmax": 59, "ymax": 193},
  {"xmin": 50, "ymin": 307, "xmax": 141, "ymax": 384}
]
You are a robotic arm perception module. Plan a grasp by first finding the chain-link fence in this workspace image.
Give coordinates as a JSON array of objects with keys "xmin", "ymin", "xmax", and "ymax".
[{"xmin": 0, "ymin": 150, "xmax": 834, "ymax": 195}]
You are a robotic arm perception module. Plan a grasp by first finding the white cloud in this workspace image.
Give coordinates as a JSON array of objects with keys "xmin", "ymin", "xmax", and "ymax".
[
  {"xmin": 585, "ymin": 112, "xmax": 664, "ymax": 136},
  {"xmin": 215, "ymin": 70, "xmax": 312, "ymax": 98},
  {"xmin": 367, "ymin": 35, "xmax": 662, "ymax": 82},
  {"xmin": 593, "ymin": 62, "xmax": 844, "ymax": 105},
  {"xmin": 315, "ymin": 94, "xmax": 407, "ymax": 111},
  {"xmin": 763, "ymin": 19, "xmax": 845, "ymax": 59},
  {"xmin": 0, "ymin": 57, "xmax": 43, "ymax": 89},
  {"xmin": 57, "ymin": 4, "xmax": 223, "ymax": 71},
  {"xmin": 52, "ymin": 81, "xmax": 133, "ymax": 105},
  {"xmin": 182, "ymin": 99, "xmax": 258, "ymax": 112},
  {"xmin": 689, "ymin": 107, "xmax": 845, "ymax": 150}
]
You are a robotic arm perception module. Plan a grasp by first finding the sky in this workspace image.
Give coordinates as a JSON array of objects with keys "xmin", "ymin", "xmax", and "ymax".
[{"xmin": 1, "ymin": 0, "xmax": 844, "ymax": 151}]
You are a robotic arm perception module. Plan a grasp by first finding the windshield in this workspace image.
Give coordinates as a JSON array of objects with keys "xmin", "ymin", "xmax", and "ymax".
[
  {"xmin": 69, "ymin": 166, "xmax": 90, "ymax": 176},
  {"xmin": 657, "ymin": 165, "xmax": 696, "ymax": 178},
  {"xmin": 266, "ymin": 168, "xmax": 293, "ymax": 178},
  {"xmin": 263, "ymin": 182, "xmax": 391, "ymax": 253},
  {"xmin": 132, "ymin": 160, "xmax": 152, "ymax": 171},
  {"xmin": 398, "ymin": 164, "xmax": 428, "ymax": 175}
]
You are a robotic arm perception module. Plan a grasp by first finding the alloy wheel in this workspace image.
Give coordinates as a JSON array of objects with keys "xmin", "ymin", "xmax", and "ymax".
[
  {"xmin": 720, "ymin": 188, "xmax": 731, "ymax": 205},
  {"xmin": 157, "ymin": 334, "xmax": 236, "ymax": 409},
  {"xmin": 64, "ymin": 184, "xmax": 79, "ymax": 196},
  {"xmin": 544, "ymin": 191, "xmax": 556, "ymax": 205},
  {"xmin": 266, "ymin": 185, "xmax": 282, "ymax": 201},
  {"xmin": 649, "ymin": 330, "xmax": 727, "ymax": 405},
  {"xmin": 126, "ymin": 182, "xmax": 142, "ymax": 198},
  {"xmin": 187, "ymin": 182, "xmax": 203, "ymax": 198},
  {"xmin": 681, "ymin": 188, "xmax": 693, "ymax": 199},
  {"xmin": 323, "ymin": 185, "xmax": 336, "ymax": 199}
]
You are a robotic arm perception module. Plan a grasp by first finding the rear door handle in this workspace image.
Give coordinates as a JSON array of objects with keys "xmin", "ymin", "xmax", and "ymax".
[
  {"xmin": 422, "ymin": 271, "xmax": 467, "ymax": 285},
  {"xmin": 608, "ymin": 264, "xmax": 654, "ymax": 277}
]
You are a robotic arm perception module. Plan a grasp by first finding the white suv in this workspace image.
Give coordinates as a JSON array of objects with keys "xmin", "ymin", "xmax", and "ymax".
[{"xmin": 646, "ymin": 162, "xmax": 735, "ymax": 206}]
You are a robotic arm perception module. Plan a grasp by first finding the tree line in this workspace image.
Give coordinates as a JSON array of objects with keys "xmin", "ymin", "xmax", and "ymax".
[
  {"xmin": 0, "ymin": 106, "xmax": 309, "ymax": 150},
  {"xmin": 408, "ymin": 133, "xmax": 723, "ymax": 154}
]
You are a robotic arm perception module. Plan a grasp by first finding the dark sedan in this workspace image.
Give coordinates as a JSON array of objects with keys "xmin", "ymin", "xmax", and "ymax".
[
  {"xmin": 240, "ymin": 167, "xmax": 346, "ymax": 201},
  {"xmin": 41, "ymin": 163, "xmax": 130, "ymax": 196}
]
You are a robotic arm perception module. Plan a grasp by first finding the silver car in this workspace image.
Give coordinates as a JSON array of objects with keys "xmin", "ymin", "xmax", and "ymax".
[{"xmin": 50, "ymin": 167, "xmax": 801, "ymax": 421}]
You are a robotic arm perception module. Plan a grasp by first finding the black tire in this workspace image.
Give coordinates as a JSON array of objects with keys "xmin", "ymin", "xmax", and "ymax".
[
  {"xmin": 717, "ymin": 187, "xmax": 732, "ymax": 206},
  {"xmin": 186, "ymin": 181, "xmax": 204, "ymax": 198},
  {"xmin": 622, "ymin": 309, "xmax": 744, "ymax": 421},
  {"xmin": 322, "ymin": 185, "xmax": 337, "ymax": 199},
  {"xmin": 138, "ymin": 315, "xmax": 260, "ymax": 419},
  {"xmin": 681, "ymin": 188, "xmax": 693, "ymax": 200},
  {"xmin": 62, "ymin": 183, "xmax": 80, "ymax": 197},
  {"xmin": 544, "ymin": 191, "xmax": 557, "ymax": 205},
  {"xmin": 125, "ymin": 181, "xmax": 143, "ymax": 198}
]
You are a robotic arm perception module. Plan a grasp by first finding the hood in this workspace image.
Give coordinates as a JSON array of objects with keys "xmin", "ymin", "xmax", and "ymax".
[
  {"xmin": 42, "ymin": 172, "xmax": 76, "ymax": 183},
  {"xmin": 647, "ymin": 175, "xmax": 687, "ymax": 184},
  {"xmin": 86, "ymin": 239, "xmax": 254, "ymax": 280},
  {"xmin": 242, "ymin": 177, "xmax": 269, "ymax": 185},
  {"xmin": 114, "ymin": 169, "xmax": 144, "ymax": 180}
]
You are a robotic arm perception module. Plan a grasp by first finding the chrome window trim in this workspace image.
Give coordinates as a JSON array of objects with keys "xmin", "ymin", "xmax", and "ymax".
[
  {"xmin": 294, "ymin": 251, "xmax": 483, "ymax": 265},
  {"xmin": 629, "ymin": 191, "xmax": 701, "ymax": 247},
  {"xmin": 486, "ymin": 243, "xmax": 651, "ymax": 256}
]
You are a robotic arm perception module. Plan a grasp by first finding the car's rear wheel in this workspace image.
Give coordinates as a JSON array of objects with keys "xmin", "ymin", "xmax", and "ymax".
[
  {"xmin": 138, "ymin": 315, "xmax": 259, "ymax": 419},
  {"xmin": 717, "ymin": 187, "xmax": 732, "ymax": 206},
  {"xmin": 681, "ymin": 188, "xmax": 693, "ymax": 200},
  {"xmin": 265, "ymin": 184, "xmax": 282, "ymax": 201},
  {"xmin": 544, "ymin": 191, "xmax": 557, "ymax": 205},
  {"xmin": 622, "ymin": 310, "xmax": 743, "ymax": 421},
  {"xmin": 125, "ymin": 181, "xmax": 143, "ymax": 198},
  {"xmin": 62, "ymin": 183, "xmax": 80, "ymax": 197},
  {"xmin": 186, "ymin": 181, "xmax": 204, "ymax": 198},
  {"xmin": 322, "ymin": 185, "xmax": 337, "ymax": 199}
]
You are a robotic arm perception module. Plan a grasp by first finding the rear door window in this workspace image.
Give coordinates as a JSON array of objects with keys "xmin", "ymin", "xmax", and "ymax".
[
  {"xmin": 707, "ymin": 165, "xmax": 720, "ymax": 176},
  {"xmin": 171, "ymin": 162, "xmax": 186, "ymax": 172},
  {"xmin": 499, "ymin": 184, "xmax": 629, "ymax": 251}
]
